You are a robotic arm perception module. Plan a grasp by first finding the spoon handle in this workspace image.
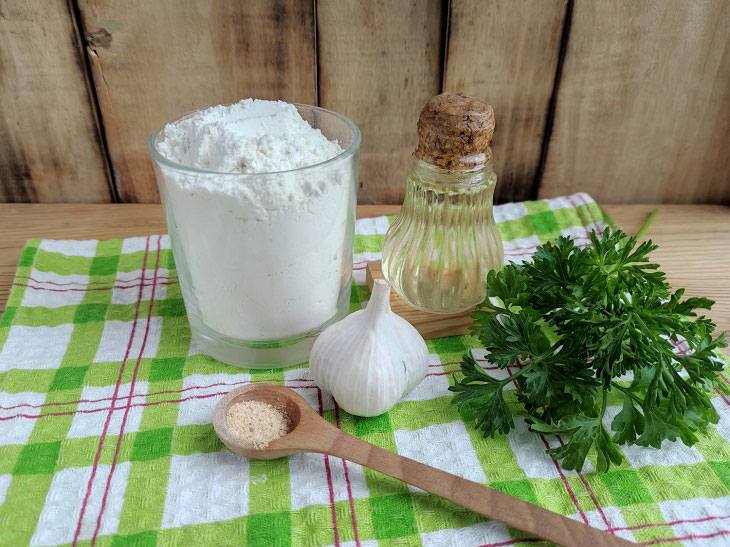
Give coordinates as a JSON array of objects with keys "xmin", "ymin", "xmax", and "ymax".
[{"xmin": 325, "ymin": 429, "xmax": 632, "ymax": 547}]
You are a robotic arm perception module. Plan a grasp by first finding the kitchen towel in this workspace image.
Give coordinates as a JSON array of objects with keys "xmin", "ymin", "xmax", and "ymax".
[{"xmin": 1, "ymin": 192, "xmax": 729, "ymax": 547}]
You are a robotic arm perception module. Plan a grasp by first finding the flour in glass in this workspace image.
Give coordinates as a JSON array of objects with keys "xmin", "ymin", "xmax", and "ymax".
[{"xmin": 155, "ymin": 99, "xmax": 352, "ymax": 342}]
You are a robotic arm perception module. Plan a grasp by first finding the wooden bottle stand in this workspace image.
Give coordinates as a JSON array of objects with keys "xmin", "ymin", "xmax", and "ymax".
[{"xmin": 365, "ymin": 261, "xmax": 475, "ymax": 339}]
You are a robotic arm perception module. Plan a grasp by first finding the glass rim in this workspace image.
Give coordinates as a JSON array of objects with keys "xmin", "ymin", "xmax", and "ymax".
[{"xmin": 148, "ymin": 102, "xmax": 361, "ymax": 176}]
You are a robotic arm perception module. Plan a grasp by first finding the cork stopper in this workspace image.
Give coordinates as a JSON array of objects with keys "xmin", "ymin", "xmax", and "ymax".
[{"xmin": 414, "ymin": 92, "xmax": 495, "ymax": 169}]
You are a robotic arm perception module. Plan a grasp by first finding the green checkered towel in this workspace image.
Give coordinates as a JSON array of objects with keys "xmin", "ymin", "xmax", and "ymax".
[{"xmin": 1, "ymin": 193, "xmax": 729, "ymax": 547}]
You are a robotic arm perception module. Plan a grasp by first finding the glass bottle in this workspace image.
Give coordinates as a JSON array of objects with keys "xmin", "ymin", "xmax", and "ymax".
[{"xmin": 381, "ymin": 93, "xmax": 503, "ymax": 314}]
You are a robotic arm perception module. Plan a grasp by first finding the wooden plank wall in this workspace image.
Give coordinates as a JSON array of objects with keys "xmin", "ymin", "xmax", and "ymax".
[
  {"xmin": 1, "ymin": 0, "xmax": 728, "ymax": 205},
  {"xmin": 540, "ymin": 0, "xmax": 730, "ymax": 204},
  {"xmin": 0, "ymin": 0, "xmax": 112, "ymax": 202},
  {"xmin": 318, "ymin": 0, "xmax": 444, "ymax": 204},
  {"xmin": 443, "ymin": 0, "xmax": 567, "ymax": 203},
  {"xmin": 76, "ymin": 0, "xmax": 317, "ymax": 203}
]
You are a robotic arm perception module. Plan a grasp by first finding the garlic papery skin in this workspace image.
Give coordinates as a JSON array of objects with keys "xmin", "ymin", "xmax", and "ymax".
[{"xmin": 309, "ymin": 278, "xmax": 428, "ymax": 417}]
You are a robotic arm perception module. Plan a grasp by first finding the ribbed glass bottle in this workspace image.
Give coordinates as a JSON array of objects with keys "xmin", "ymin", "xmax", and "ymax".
[{"xmin": 382, "ymin": 153, "xmax": 503, "ymax": 314}]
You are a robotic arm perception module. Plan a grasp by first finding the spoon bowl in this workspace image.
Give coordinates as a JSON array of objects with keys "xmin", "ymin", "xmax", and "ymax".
[
  {"xmin": 213, "ymin": 384, "xmax": 633, "ymax": 546},
  {"xmin": 213, "ymin": 384, "xmax": 311, "ymax": 459}
]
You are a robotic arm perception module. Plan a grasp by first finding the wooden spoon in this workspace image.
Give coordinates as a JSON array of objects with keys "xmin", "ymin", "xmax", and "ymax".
[{"xmin": 213, "ymin": 384, "xmax": 633, "ymax": 546}]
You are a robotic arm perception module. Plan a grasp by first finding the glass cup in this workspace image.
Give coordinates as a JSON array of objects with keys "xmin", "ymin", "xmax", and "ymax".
[{"xmin": 149, "ymin": 105, "xmax": 360, "ymax": 368}]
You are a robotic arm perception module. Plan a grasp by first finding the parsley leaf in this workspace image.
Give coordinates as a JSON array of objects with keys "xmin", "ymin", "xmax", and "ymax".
[{"xmin": 450, "ymin": 227, "xmax": 727, "ymax": 472}]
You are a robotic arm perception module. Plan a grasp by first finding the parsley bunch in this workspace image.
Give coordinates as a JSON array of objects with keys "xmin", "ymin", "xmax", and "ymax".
[{"xmin": 450, "ymin": 227, "xmax": 727, "ymax": 472}]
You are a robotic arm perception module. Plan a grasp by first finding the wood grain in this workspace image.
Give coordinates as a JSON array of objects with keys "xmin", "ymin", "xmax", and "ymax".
[
  {"xmin": 0, "ymin": 0, "xmax": 112, "ymax": 203},
  {"xmin": 214, "ymin": 384, "xmax": 632, "ymax": 546},
  {"xmin": 540, "ymin": 0, "xmax": 730, "ymax": 204},
  {"xmin": 76, "ymin": 0, "xmax": 317, "ymax": 203},
  {"xmin": 443, "ymin": 0, "xmax": 567, "ymax": 203},
  {"xmin": 366, "ymin": 260, "xmax": 474, "ymax": 339},
  {"xmin": 317, "ymin": 0, "xmax": 444, "ymax": 204},
  {"xmin": 0, "ymin": 204, "xmax": 727, "ymax": 356}
]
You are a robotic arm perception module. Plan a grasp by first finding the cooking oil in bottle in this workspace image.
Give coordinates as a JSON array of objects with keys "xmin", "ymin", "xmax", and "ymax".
[{"xmin": 381, "ymin": 93, "xmax": 503, "ymax": 314}]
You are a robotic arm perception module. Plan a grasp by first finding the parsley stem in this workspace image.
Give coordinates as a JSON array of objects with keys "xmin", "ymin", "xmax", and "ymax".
[
  {"xmin": 611, "ymin": 382, "xmax": 643, "ymax": 405},
  {"xmin": 634, "ymin": 208, "xmax": 658, "ymax": 241},
  {"xmin": 499, "ymin": 362, "xmax": 536, "ymax": 389}
]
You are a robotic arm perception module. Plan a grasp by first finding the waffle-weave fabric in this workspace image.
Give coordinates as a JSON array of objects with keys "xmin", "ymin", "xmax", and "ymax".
[{"xmin": 1, "ymin": 193, "xmax": 729, "ymax": 547}]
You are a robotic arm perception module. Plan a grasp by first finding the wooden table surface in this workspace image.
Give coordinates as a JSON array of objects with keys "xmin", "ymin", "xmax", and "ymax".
[{"xmin": 0, "ymin": 203, "xmax": 728, "ymax": 354}]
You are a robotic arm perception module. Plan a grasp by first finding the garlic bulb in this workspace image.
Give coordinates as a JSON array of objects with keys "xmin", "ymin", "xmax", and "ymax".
[{"xmin": 309, "ymin": 279, "xmax": 428, "ymax": 417}]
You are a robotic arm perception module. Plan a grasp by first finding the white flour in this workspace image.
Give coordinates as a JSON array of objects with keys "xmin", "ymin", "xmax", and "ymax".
[
  {"xmin": 157, "ymin": 99, "xmax": 342, "ymax": 174},
  {"xmin": 156, "ymin": 99, "xmax": 353, "ymax": 341}
]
